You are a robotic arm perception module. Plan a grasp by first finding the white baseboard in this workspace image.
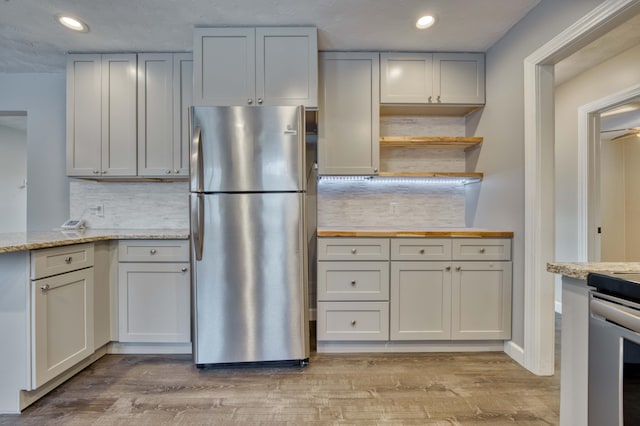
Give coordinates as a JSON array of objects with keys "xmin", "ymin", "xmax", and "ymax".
[
  {"xmin": 317, "ymin": 340, "xmax": 505, "ymax": 353},
  {"xmin": 503, "ymin": 340, "xmax": 525, "ymax": 367},
  {"xmin": 108, "ymin": 341, "xmax": 192, "ymax": 355}
]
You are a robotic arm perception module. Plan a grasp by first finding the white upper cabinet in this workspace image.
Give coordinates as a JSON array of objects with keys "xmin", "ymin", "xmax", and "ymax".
[
  {"xmin": 137, "ymin": 53, "xmax": 192, "ymax": 177},
  {"xmin": 193, "ymin": 27, "xmax": 317, "ymax": 107},
  {"xmin": 318, "ymin": 52, "xmax": 380, "ymax": 175},
  {"xmin": 67, "ymin": 54, "xmax": 137, "ymax": 177},
  {"xmin": 380, "ymin": 52, "xmax": 485, "ymax": 105}
]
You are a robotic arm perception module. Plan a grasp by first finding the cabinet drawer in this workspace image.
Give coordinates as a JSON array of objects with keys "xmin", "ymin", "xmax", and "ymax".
[
  {"xmin": 318, "ymin": 261, "xmax": 389, "ymax": 301},
  {"xmin": 317, "ymin": 301, "xmax": 389, "ymax": 341},
  {"xmin": 452, "ymin": 238, "xmax": 511, "ymax": 261},
  {"xmin": 391, "ymin": 238, "xmax": 452, "ymax": 261},
  {"xmin": 318, "ymin": 238, "xmax": 389, "ymax": 261},
  {"xmin": 31, "ymin": 243, "xmax": 94, "ymax": 279},
  {"xmin": 118, "ymin": 240, "xmax": 189, "ymax": 262}
]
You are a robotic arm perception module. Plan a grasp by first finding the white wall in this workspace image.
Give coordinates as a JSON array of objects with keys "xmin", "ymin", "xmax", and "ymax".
[
  {"xmin": 467, "ymin": 0, "xmax": 603, "ymax": 347},
  {"xmin": 555, "ymin": 42, "xmax": 640, "ymax": 306},
  {"xmin": 0, "ymin": 124, "xmax": 27, "ymax": 233},
  {"xmin": 0, "ymin": 74, "xmax": 68, "ymax": 231}
]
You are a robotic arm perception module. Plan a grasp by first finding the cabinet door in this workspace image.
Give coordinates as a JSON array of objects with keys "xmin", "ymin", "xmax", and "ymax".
[
  {"xmin": 173, "ymin": 53, "xmax": 193, "ymax": 175},
  {"xmin": 390, "ymin": 261, "xmax": 451, "ymax": 340},
  {"xmin": 433, "ymin": 53, "xmax": 485, "ymax": 104},
  {"xmin": 118, "ymin": 263, "xmax": 190, "ymax": 343},
  {"xmin": 101, "ymin": 54, "xmax": 138, "ymax": 176},
  {"xmin": 318, "ymin": 52, "xmax": 379, "ymax": 175},
  {"xmin": 380, "ymin": 53, "xmax": 433, "ymax": 103},
  {"xmin": 451, "ymin": 261, "xmax": 511, "ymax": 340},
  {"xmin": 66, "ymin": 54, "xmax": 102, "ymax": 176},
  {"xmin": 256, "ymin": 27, "xmax": 318, "ymax": 107},
  {"xmin": 137, "ymin": 53, "xmax": 174, "ymax": 176},
  {"xmin": 32, "ymin": 268, "xmax": 94, "ymax": 388},
  {"xmin": 193, "ymin": 27, "xmax": 256, "ymax": 106}
]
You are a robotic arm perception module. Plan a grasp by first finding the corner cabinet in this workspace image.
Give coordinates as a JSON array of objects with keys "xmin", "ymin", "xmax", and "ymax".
[
  {"xmin": 380, "ymin": 52, "xmax": 485, "ymax": 105},
  {"xmin": 318, "ymin": 52, "xmax": 380, "ymax": 175},
  {"xmin": 66, "ymin": 54, "xmax": 137, "ymax": 177},
  {"xmin": 137, "ymin": 53, "xmax": 193, "ymax": 177},
  {"xmin": 117, "ymin": 240, "xmax": 191, "ymax": 343},
  {"xmin": 193, "ymin": 27, "xmax": 318, "ymax": 107}
]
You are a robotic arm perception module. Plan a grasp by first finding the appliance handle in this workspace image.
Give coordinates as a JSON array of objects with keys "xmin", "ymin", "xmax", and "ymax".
[
  {"xmin": 591, "ymin": 297, "xmax": 640, "ymax": 334},
  {"xmin": 191, "ymin": 194, "xmax": 204, "ymax": 261},
  {"xmin": 190, "ymin": 126, "xmax": 203, "ymax": 193}
]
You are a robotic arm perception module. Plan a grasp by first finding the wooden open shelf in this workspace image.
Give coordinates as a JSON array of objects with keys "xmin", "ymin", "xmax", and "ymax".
[
  {"xmin": 377, "ymin": 171, "xmax": 483, "ymax": 183},
  {"xmin": 380, "ymin": 136, "xmax": 483, "ymax": 151}
]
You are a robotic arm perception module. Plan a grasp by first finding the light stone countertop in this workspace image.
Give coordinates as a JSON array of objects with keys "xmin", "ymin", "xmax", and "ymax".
[
  {"xmin": 0, "ymin": 229, "xmax": 190, "ymax": 254},
  {"xmin": 546, "ymin": 262, "xmax": 640, "ymax": 280}
]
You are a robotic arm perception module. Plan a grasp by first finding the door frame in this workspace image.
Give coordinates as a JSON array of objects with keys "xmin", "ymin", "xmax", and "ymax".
[{"xmin": 523, "ymin": 0, "xmax": 640, "ymax": 375}]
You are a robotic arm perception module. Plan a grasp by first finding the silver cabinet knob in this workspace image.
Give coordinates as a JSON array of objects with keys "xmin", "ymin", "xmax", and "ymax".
[
  {"xmin": 373, "ymin": 168, "xmax": 378, "ymax": 173},
  {"xmin": 351, "ymin": 320, "xmax": 357, "ymax": 326},
  {"xmin": 455, "ymin": 266, "xmax": 461, "ymax": 271},
  {"xmin": 174, "ymin": 169, "xmax": 179, "ymax": 174},
  {"xmin": 40, "ymin": 284, "xmax": 50, "ymax": 291},
  {"xmin": 150, "ymin": 249, "xmax": 157, "ymax": 255},
  {"xmin": 93, "ymin": 169, "xmax": 100, "ymax": 174},
  {"xmin": 101, "ymin": 170, "xmax": 107, "ymax": 174},
  {"xmin": 181, "ymin": 267, "xmax": 188, "ymax": 272},
  {"xmin": 247, "ymin": 99, "xmax": 253, "ymax": 104},
  {"xmin": 64, "ymin": 256, "xmax": 72, "ymax": 264},
  {"xmin": 257, "ymin": 98, "xmax": 263, "ymax": 104},
  {"xmin": 445, "ymin": 266, "xmax": 451, "ymax": 271},
  {"xmin": 437, "ymin": 95, "xmax": 441, "ymax": 102},
  {"xmin": 351, "ymin": 280, "xmax": 356, "ymax": 286},
  {"xmin": 166, "ymin": 169, "xmax": 172, "ymax": 174},
  {"xmin": 419, "ymin": 248, "xmax": 425, "ymax": 254},
  {"xmin": 351, "ymin": 248, "xmax": 357, "ymax": 254},
  {"xmin": 428, "ymin": 96, "xmax": 432, "ymax": 103},
  {"xmin": 479, "ymin": 248, "xmax": 485, "ymax": 253}
]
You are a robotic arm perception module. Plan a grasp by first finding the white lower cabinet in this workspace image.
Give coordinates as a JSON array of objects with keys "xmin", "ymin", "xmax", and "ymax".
[
  {"xmin": 390, "ymin": 261, "xmax": 451, "ymax": 340},
  {"xmin": 31, "ymin": 244, "xmax": 95, "ymax": 389},
  {"xmin": 118, "ymin": 240, "xmax": 190, "ymax": 343},
  {"xmin": 318, "ymin": 237, "xmax": 513, "ymax": 346}
]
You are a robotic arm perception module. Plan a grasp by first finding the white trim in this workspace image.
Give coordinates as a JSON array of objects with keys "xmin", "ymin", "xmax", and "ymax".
[
  {"xmin": 523, "ymin": 0, "xmax": 639, "ymax": 376},
  {"xmin": 579, "ymin": 83, "xmax": 640, "ymax": 262},
  {"xmin": 317, "ymin": 341, "xmax": 505, "ymax": 353},
  {"xmin": 108, "ymin": 341, "xmax": 192, "ymax": 354},
  {"xmin": 555, "ymin": 301, "xmax": 562, "ymax": 314},
  {"xmin": 503, "ymin": 340, "xmax": 525, "ymax": 366}
]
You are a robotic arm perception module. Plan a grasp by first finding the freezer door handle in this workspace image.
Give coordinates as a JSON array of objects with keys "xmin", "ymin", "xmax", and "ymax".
[
  {"xmin": 190, "ymin": 126, "xmax": 203, "ymax": 193},
  {"xmin": 191, "ymin": 194, "xmax": 205, "ymax": 261}
]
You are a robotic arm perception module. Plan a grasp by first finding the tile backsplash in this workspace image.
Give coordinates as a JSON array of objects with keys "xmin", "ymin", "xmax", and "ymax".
[{"xmin": 70, "ymin": 180, "xmax": 189, "ymax": 229}]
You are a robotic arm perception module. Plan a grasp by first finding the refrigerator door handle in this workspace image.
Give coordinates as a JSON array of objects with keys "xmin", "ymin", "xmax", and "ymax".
[
  {"xmin": 191, "ymin": 194, "xmax": 205, "ymax": 261},
  {"xmin": 191, "ymin": 126, "xmax": 203, "ymax": 193}
]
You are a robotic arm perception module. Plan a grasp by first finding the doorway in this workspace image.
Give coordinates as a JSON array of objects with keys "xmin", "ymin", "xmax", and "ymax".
[{"xmin": 0, "ymin": 112, "xmax": 27, "ymax": 233}]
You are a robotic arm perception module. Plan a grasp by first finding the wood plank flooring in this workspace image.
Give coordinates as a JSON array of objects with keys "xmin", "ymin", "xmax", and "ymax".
[{"xmin": 0, "ymin": 322, "xmax": 561, "ymax": 425}]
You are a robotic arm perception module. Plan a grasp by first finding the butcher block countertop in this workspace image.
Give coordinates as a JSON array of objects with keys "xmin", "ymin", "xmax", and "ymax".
[
  {"xmin": 0, "ymin": 229, "xmax": 189, "ymax": 254},
  {"xmin": 317, "ymin": 227, "xmax": 514, "ymax": 238}
]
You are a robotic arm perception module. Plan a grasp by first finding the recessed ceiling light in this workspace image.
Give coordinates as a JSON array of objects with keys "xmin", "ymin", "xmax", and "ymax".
[
  {"xmin": 56, "ymin": 14, "xmax": 89, "ymax": 32},
  {"xmin": 416, "ymin": 15, "xmax": 436, "ymax": 29}
]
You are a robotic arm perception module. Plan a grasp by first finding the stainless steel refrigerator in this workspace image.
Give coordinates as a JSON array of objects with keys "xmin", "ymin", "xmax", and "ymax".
[{"xmin": 190, "ymin": 105, "xmax": 313, "ymax": 367}]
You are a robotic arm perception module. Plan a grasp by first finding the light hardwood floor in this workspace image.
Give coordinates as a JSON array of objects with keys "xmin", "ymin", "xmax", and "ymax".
[{"xmin": 0, "ymin": 321, "xmax": 561, "ymax": 425}]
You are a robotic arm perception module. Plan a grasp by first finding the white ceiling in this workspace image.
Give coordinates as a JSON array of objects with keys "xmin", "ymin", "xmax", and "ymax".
[
  {"xmin": 555, "ymin": 12, "xmax": 640, "ymax": 86},
  {"xmin": 0, "ymin": 0, "xmax": 541, "ymax": 73}
]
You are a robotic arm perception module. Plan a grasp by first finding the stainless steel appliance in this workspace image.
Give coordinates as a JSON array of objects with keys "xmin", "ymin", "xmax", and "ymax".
[
  {"xmin": 588, "ymin": 272, "xmax": 640, "ymax": 425},
  {"xmin": 190, "ymin": 105, "xmax": 313, "ymax": 367}
]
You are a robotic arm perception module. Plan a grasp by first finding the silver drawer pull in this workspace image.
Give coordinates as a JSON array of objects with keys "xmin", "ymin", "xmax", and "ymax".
[
  {"xmin": 64, "ymin": 256, "xmax": 72, "ymax": 264},
  {"xmin": 150, "ymin": 249, "xmax": 157, "ymax": 255},
  {"xmin": 181, "ymin": 267, "xmax": 188, "ymax": 272},
  {"xmin": 351, "ymin": 320, "xmax": 357, "ymax": 326},
  {"xmin": 351, "ymin": 248, "xmax": 357, "ymax": 254},
  {"xmin": 40, "ymin": 284, "xmax": 50, "ymax": 291},
  {"xmin": 479, "ymin": 248, "xmax": 485, "ymax": 253},
  {"xmin": 351, "ymin": 280, "xmax": 356, "ymax": 286},
  {"xmin": 419, "ymin": 248, "xmax": 425, "ymax": 254},
  {"xmin": 445, "ymin": 266, "xmax": 451, "ymax": 271},
  {"xmin": 455, "ymin": 266, "xmax": 461, "ymax": 271}
]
